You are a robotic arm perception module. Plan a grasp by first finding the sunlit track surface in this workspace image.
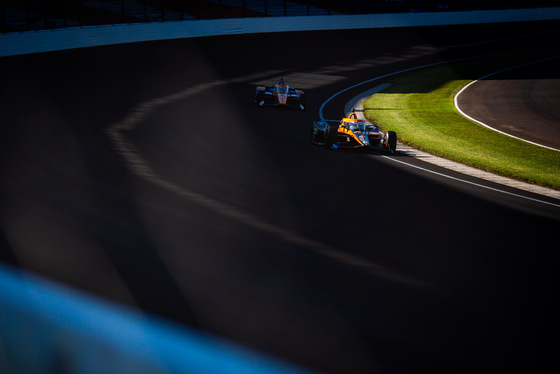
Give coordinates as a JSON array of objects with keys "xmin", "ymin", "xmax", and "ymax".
[
  {"xmin": 456, "ymin": 54, "xmax": 560, "ymax": 151},
  {"xmin": 2, "ymin": 23, "xmax": 560, "ymax": 373}
]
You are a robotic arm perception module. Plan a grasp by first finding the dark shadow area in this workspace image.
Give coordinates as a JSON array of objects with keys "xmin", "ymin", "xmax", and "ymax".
[
  {"xmin": 2, "ymin": 21, "xmax": 560, "ymax": 374},
  {"xmin": 0, "ymin": 47, "xmax": 201, "ymax": 328}
]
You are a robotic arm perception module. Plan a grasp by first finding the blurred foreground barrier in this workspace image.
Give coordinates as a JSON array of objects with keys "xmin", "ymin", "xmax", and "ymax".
[{"xmin": 0, "ymin": 263, "xmax": 315, "ymax": 374}]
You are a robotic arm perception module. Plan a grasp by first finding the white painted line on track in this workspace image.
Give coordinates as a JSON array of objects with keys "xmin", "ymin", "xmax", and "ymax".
[
  {"xmin": 107, "ymin": 77, "xmax": 429, "ymax": 288},
  {"xmin": 320, "ymin": 54, "xmax": 560, "ymax": 206},
  {"xmin": 318, "ymin": 51, "xmax": 503, "ymax": 120},
  {"xmin": 380, "ymin": 151, "xmax": 560, "ymax": 209},
  {"xmin": 454, "ymin": 54, "xmax": 560, "ymax": 153},
  {"xmin": 346, "ymin": 89, "xmax": 560, "ymax": 206}
]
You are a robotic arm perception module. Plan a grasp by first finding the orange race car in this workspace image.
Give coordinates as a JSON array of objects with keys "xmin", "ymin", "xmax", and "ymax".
[
  {"xmin": 311, "ymin": 110, "xmax": 397, "ymax": 154},
  {"xmin": 255, "ymin": 78, "xmax": 306, "ymax": 110}
]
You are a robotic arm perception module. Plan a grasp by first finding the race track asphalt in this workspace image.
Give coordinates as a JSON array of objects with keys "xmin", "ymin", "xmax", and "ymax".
[
  {"xmin": 457, "ymin": 55, "xmax": 560, "ymax": 150},
  {"xmin": 1, "ymin": 21, "xmax": 560, "ymax": 374}
]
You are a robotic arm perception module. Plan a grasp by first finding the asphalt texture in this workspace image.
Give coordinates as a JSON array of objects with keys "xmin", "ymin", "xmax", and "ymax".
[
  {"xmin": 2, "ymin": 21, "xmax": 560, "ymax": 374},
  {"xmin": 457, "ymin": 55, "xmax": 560, "ymax": 150}
]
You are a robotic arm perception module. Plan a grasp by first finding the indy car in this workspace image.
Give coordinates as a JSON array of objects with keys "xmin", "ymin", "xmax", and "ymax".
[
  {"xmin": 311, "ymin": 110, "xmax": 397, "ymax": 154},
  {"xmin": 255, "ymin": 78, "xmax": 306, "ymax": 110}
]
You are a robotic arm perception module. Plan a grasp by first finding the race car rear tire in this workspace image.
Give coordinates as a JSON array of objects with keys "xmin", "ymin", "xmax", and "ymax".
[
  {"xmin": 310, "ymin": 123, "xmax": 318, "ymax": 144},
  {"xmin": 385, "ymin": 131, "xmax": 397, "ymax": 153}
]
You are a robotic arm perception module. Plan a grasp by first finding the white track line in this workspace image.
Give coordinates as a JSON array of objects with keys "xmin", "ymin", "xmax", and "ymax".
[
  {"xmin": 347, "ymin": 93, "xmax": 560, "ymax": 205},
  {"xmin": 381, "ymin": 152, "xmax": 560, "ymax": 209},
  {"xmin": 107, "ymin": 79, "xmax": 429, "ymax": 288},
  {"xmin": 319, "ymin": 54, "xmax": 560, "ymax": 206},
  {"xmin": 454, "ymin": 54, "xmax": 560, "ymax": 153}
]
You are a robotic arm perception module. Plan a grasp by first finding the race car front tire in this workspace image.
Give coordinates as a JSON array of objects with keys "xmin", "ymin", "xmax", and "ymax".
[
  {"xmin": 255, "ymin": 92, "xmax": 265, "ymax": 106},
  {"xmin": 324, "ymin": 124, "xmax": 338, "ymax": 149},
  {"xmin": 299, "ymin": 94, "xmax": 306, "ymax": 111}
]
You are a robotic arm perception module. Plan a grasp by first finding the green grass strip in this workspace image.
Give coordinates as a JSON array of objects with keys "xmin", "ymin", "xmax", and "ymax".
[{"xmin": 363, "ymin": 47, "xmax": 560, "ymax": 190}]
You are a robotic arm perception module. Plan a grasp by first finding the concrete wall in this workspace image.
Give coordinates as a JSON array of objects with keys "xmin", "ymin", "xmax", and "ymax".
[{"xmin": 1, "ymin": 7, "xmax": 560, "ymax": 57}]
